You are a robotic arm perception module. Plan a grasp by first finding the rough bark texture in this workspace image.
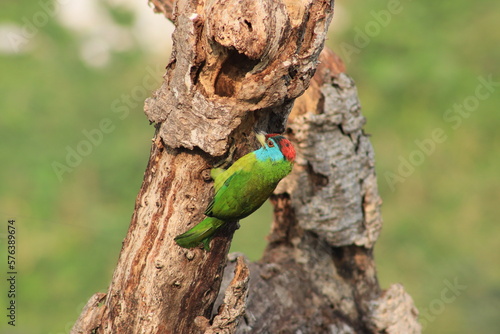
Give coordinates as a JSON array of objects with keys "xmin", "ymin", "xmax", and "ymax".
[
  {"xmin": 203, "ymin": 256, "xmax": 250, "ymax": 334},
  {"xmin": 144, "ymin": 0, "xmax": 334, "ymax": 156},
  {"xmin": 72, "ymin": 0, "xmax": 421, "ymax": 333},
  {"xmin": 218, "ymin": 49, "xmax": 421, "ymax": 333}
]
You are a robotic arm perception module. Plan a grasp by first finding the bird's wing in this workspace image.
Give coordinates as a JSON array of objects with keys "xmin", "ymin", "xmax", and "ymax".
[
  {"xmin": 205, "ymin": 153, "xmax": 257, "ymax": 217},
  {"xmin": 205, "ymin": 172, "xmax": 235, "ymax": 216}
]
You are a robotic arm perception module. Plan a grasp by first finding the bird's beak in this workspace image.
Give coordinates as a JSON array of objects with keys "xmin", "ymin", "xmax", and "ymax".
[{"xmin": 256, "ymin": 132, "xmax": 266, "ymax": 147}]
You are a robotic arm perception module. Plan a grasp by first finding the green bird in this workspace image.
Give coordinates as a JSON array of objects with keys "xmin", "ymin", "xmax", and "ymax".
[{"xmin": 174, "ymin": 132, "xmax": 296, "ymax": 250}]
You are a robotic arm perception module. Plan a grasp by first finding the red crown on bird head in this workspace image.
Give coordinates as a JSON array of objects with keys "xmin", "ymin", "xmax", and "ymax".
[{"xmin": 265, "ymin": 133, "xmax": 296, "ymax": 162}]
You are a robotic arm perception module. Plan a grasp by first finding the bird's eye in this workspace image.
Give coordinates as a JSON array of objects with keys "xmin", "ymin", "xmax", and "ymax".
[{"xmin": 267, "ymin": 139, "xmax": 274, "ymax": 147}]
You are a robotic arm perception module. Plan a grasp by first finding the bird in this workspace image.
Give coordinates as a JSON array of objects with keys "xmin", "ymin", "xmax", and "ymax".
[{"xmin": 174, "ymin": 132, "xmax": 296, "ymax": 251}]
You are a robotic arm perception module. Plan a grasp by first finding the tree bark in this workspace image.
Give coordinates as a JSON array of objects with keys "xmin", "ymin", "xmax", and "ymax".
[
  {"xmin": 217, "ymin": 48, "xmax": 421, "ymax": 333},
  {"xmin": 72, "ymin": 1, "xmax": 421, "ymax": 333}
]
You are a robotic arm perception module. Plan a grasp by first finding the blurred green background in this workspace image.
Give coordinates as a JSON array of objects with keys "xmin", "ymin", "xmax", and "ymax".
[{"xmin": 1, "ymin": 0, "xmax": 498, "ymax": 333}]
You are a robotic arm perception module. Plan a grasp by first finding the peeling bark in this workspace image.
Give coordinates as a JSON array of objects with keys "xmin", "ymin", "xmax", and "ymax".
[
  {"xmin": 202, "ymin": 256, "xmax": 250, "ymax": 334},
  {"xmin": 71, "ymin": 293, "xmax": 106, "ymax": 334},
  {"xmin": 73, "ymin": 1, "xmax": 421, "ymax": 333}
]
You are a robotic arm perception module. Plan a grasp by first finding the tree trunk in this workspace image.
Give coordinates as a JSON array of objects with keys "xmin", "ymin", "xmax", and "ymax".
[{"xmin": 72, "ymin": 1, "xmax": 421, "ymax": 333}]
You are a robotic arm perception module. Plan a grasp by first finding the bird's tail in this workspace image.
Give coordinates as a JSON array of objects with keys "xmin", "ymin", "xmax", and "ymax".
[{"xmin": 174, "ymin": 217, "xmax": 225, "ymax": 251}]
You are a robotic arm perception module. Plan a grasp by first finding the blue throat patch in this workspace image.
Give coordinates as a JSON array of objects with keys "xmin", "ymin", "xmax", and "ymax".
[{"xmin": 254, "ymin": 145, "xmax": 284, "ymax": 162}]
